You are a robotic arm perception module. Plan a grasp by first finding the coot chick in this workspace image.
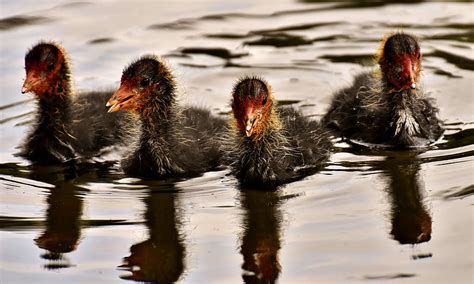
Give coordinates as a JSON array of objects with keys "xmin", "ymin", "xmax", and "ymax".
[
  {"xmin": 222, "ymin": 77, "xmax": 332, "ymax": 187},
  {"xmin": 107, "ymin": 55, "xmax": 225, "ymax": 178},
  {"xmin": 19, "ymin": 41, "xmax": 135, "ymax": 163},
  {"xmin": 322, "ymin": 32, "xmax": 443, "ymax": 148}
]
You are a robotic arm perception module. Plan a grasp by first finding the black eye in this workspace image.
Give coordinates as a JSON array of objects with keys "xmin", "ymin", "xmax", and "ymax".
[
  {"xmin": 262, "ymin": 96, "xmax": 267, "ymax": 105},
  {"xmin": 140, "ymin": 78, "xmax": 150, "ymax": 88},
  {"xmin": 47, "ymin": 62, "xmax": 54, "ymax": 71},
  {"xmin": 417, "ymin": 53, "xmax": 421, "ymax": 59}
]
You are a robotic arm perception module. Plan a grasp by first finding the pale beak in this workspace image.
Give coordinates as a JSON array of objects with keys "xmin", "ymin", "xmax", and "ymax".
[{"xmin": 245, "ymin": 118, "xmax": 255, "ymax": 137}]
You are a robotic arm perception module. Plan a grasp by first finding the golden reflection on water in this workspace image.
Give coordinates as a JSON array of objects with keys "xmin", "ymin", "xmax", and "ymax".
[
  {"xmin": 119, "ymin": 190, "xmax": 185, "ymax": 283},
  {"xmin": 26, "ymin": 165, "xmax": 84, "ymax": 269},
  {"xmin": 240, "ymin": 189, "xmax": 283, "ymax": 283},
  {"xmin": 35, "ymin": 184, "xmax": 82, "ymax": 269},
  {"xmin": 382, "ymin": 157, "xmax": 432, "ymax": 245},
  {"xmin": 25, "ymin": 154, "xmax": 436, "ymax": 280}
]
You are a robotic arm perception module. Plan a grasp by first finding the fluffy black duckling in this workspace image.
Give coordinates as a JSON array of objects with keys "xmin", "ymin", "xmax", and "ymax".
[
  {"xmin": 322, "ymin": 32, "xmax": 443, "ymax": 148},
  {"xmin": 19, "ymin": 41, "xmax": 135, "ymax": 163},
  {"xmin": 222, "ymin": 77, "xmax": 332, "ymax": 187},
  {"xmin": 107, "ymin": 55, "xmax": 226, "ymax": 178}
]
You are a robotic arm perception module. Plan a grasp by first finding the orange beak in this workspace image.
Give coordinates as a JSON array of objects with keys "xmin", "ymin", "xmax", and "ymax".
[
  {"xmin": 106, "ymin": 84, "xmax": 134, "ymax": 113},
  {"xmin": 400, "ymin": 56, "xmax": 417, "ymax": 90},
  {"xmin": 21, "ymin": 71, "xmax": 42, "ymax": 94}
]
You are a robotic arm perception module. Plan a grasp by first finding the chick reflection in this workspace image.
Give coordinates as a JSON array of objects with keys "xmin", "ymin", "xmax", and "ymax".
[
  {"xmin": 120, "ymin": 191, "xmax": 185, "ymax": 283},
  {"xmin": 240, "ymin": 189, "xmax": 283, "ymax": 283},
  {"xmin": 382, "ymin": 157, "xmax": 432, "ymax": 244},
  {"xmin": 30, "ymin": 166, "xmax": 83, "ymax": 270}
]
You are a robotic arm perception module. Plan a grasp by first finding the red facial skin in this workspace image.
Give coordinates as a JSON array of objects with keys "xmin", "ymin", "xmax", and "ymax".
[
  {"xmin": 22, "ymin": 53, "xmax": 65, "ymax": 97},
  {"xmin": 107, "ymin": 77, "xmax": 159, "ymax": 114},
  {"xmin": 380, "ymin": 51, "xmax": 422, "ymax": 92},
  {"xmin": 232, "ymin": 92, "xmax": 273, "ymax": 140}
]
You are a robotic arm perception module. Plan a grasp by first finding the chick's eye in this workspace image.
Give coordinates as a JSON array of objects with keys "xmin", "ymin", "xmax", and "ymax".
[
  {"xmin": 47, "ymin": 63, "xmax": 54, "ymax": 71},
  {"xmin": 417, "ymin": 53, "xmax": 421, "ymax": 59},
  {"xmin": 140, "ymin": 78, "xmax": 150, "ymax": 88},
  {"xmin": 262, "ymin": 96, "xmax": 268, "ymax": 105}
]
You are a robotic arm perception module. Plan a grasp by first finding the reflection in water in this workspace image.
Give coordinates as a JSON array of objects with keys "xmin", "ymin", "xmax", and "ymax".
[
  {"xmin": 119, "ymin": 190, "xmax": 185, "ymax": 283},
  {"xmin": 382, "ymin": 157, "xmax": 432, "ymax": 245},
  {"xmin": 35, "ymin": 184, "xmax": 82, "ymax": 269},
  {"xmin": 30, "ymin": 166, "xmax": 84, "ymax": 270},
  {"xmin": 240, "ymin": 189, "xmax": 283, "ymax": 283}
]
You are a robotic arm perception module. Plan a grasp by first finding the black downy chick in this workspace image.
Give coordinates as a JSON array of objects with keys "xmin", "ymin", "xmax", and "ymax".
[
  {"xmin": 19, "ymin": 41, "xmax": 136, "ymax": 164},
  {"xmin": 222, "ymin": 77, "xmax": 332, "ymax": 187},
  {"xmin": 322, "ymin": 32, "xmax": 443, "ymax": 148},
  {"xmin": 107, "ymin": 55, "xmax": 226, "ymax": 178}
]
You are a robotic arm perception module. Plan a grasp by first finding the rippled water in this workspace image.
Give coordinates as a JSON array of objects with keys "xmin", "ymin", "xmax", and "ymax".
[{"xmin": 1, "ymin": 1, "xmax": 473, "ymax": 283}]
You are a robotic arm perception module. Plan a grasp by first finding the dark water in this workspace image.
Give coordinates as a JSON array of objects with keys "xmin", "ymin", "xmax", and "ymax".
[{"xmin": 0, "ymin": 1, "xmax": 473, "ymax": 283}]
